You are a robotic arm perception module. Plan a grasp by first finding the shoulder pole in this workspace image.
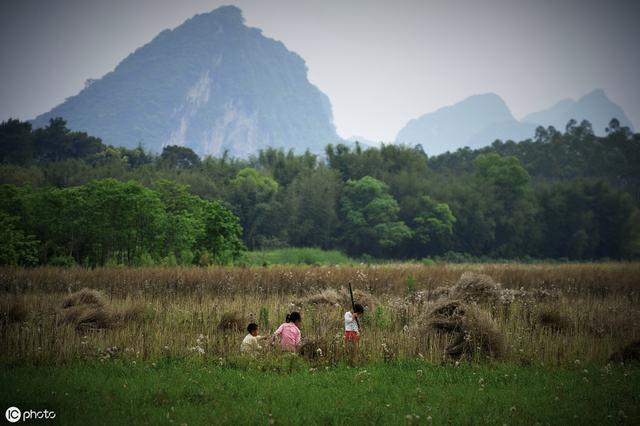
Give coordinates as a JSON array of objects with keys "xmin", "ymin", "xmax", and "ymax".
[{"xmin": 348, "ymin": 281, "xmax": 361, "ymax": 332}]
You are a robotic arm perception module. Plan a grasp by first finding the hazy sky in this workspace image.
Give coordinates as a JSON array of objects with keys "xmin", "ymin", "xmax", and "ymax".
[{"xmin": 1, "ymin": 0, "xmax": 639, "ymax": 141}]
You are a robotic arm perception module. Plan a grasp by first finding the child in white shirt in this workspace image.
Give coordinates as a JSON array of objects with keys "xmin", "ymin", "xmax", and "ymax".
[
  {"xmin": 344, "ymin": 303, "xmax": 364, "ymax": 347},
  {"xmin": 241, "ymin": 323, "xmax": 268, "ymax": 354}
]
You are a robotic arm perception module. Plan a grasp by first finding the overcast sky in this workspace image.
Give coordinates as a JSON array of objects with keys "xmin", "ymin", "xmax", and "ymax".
[{"xmin": 1, "ymin": 0, "xmax": 639, "ymax": 141}]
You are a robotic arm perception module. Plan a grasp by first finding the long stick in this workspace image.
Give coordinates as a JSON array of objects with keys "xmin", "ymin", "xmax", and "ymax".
[{"xmin": 348, "ymin": 281, "xmax": 361, "ymax": 332}]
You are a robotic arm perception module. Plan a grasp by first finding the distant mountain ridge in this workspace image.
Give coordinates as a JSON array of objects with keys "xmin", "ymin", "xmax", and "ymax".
[
  {"xmin": 396, "ymin": 89, "xmax": 634, "ymax": 155},
  {"xmin": 522, "ymin": 89, "xmax": 634, "ymax": 133},
  {"xmin": 31, "ymin": 6, "xmax": 341, "ymax": 157}
]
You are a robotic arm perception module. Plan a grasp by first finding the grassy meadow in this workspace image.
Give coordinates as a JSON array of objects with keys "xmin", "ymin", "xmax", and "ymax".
[
  {"xmin": 244, "ymin": 248, "xmax": 356, "ymax": 266},
  {"xmin": 1, "ymin": 263, "xmax": 639, "ymax": 424}
]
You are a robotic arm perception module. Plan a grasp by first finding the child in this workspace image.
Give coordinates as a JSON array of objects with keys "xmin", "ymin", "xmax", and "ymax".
[
  {"xmin": 344, "ymin": 303, "xmax": 364, "ymax": 348},
  {"xmin": 272, "ymin": 312, "xmax": 302, "ymax": 352},
  {"xmin": 241, "ymin": 323, "xmax": 268, "ymax": 354}
]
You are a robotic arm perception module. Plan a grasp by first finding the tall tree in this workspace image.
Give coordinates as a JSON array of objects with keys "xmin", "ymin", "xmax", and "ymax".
[{"xmin": 339, "ymin": 176, "xmax": 412, "ymax": 256}]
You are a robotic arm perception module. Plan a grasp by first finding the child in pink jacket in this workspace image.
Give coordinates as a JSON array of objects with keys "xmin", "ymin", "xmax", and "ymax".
[{"xmin": 273, "ymin": 312, "xmax": 302, "ymax": 352}]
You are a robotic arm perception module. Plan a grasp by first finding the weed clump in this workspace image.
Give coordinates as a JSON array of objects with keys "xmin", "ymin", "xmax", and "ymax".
[{"xmin": 299, "ymin": 338, "xmax": 330, "ymax": 360}]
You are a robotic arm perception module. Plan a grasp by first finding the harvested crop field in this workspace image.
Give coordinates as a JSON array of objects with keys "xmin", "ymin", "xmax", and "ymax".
[{"xmin": 1, "ymin": 263, "xmax": 639, "ymax": 365}]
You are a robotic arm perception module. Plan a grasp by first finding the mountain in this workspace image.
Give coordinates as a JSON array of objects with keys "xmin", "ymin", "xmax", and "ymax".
[
  {"xmin": 395, "ymin": 93, "xmax": 527, "ymax": 154},
  {"xmin": 466, "ymin": 120, "xmax": 539, "ymax": 149},
  {"xmin": 395, "ymin": 89, "xmax": 634, "ymax": 155},
  {"xmin": 31, "ymin": 6, "xmax": 340, "ymax": 157},
  {"xmin": 523, "ymin": 89, "xmax": 634, "ymax": 134}
]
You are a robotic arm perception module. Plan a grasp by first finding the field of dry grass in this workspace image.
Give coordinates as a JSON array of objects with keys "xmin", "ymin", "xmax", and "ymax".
[{"xmin": 1, "ymin": 263, "xmax": 639, "ymax": 365}]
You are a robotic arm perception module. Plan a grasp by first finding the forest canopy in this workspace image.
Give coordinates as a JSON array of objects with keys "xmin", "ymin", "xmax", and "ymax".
[{"xmin": 1, "ymin": 117, "xmax": 639, "ymax": 265}]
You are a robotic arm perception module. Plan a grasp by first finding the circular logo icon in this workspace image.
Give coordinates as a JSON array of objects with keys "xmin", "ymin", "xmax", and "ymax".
[{"xmin": 5, "ymin": 407, "xmax": 21, "ymax": 423}]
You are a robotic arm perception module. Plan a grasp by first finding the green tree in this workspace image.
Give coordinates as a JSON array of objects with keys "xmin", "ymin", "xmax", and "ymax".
[
  {"xmin": 473, "ymin": 153, "xmax": 538, "ymax": 256},
  {"xmin": 339, "ymin": 176, "xmax": 411, "ymax": 256},
  {"xmin": 0, "ymin": 119, "xmax": 33, "ymax": 164},
  {"xmin": 152, "ymin": 179, "xmax": 204, "ymax": 264},
  {"xmin": 197, "ymin": 199, "xmax": 245, "ymax": 264},
  {"xmin": 283, "ymin": 167, "xmax": 341, "ymax": 249},
  {"xmin": 160, "ymin": 145, "xmax": 201, "ymax": 169},
  {"xmin": 32, "ymin": 118, "xmax": 104, "ymax": 162},
  {"xmin": 538, "ymin": 180, "xmax": 640, "ymax": 259},
  {"xmin": 410, "ymin": 195, "xmax": 456, "ymax": 255},
  {"xmin": 74, "ymin": 179, "xmax": 166, "ymax": 265},
  {"xmin": 229, "ymin": 167, "xmax": 280, "ymax": 249},
  {"xmin": 0, "ymin": 212, "xmax": 39, "ymax": 265}
]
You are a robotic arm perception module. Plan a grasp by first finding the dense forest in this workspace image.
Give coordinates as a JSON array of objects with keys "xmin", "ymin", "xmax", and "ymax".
[{"xmin": 1, "ymin": 117, "xmax": 639, "ymax": 266}]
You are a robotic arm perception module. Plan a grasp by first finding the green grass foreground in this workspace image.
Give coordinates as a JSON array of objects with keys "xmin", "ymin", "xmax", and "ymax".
[{"xmin": 0, "ymin": 359, "xmax": 638, "ymax": 425}]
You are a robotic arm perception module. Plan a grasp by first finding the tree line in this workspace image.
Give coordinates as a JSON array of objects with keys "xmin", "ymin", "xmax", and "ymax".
[
  {"xmin": 0, "ymin": 117, "xmax": 639, "ymax": 265},
  {"xmin": 0, "ymin": 177, "xmax": 244, "ymax": 266}
]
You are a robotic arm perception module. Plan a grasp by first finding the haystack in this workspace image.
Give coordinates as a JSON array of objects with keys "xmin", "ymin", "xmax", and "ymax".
[
  {"xmin": 419, "ymin": 299, "xmax": 505, "ymax": 359},
  {"xmin": 62, "ymin": 288, "xmax": 107, "ymax": 309},
  {"xmin": 59, "ymin": 288, "xmax": 143, "ymax": 331},
  {"xmin": 296, "ymin": 289, "xmax": 342, "ymax": 307},
  {"xmin": 217, "ymin": 311, "xmax": 243, "ymax": 332},
  {"xmin": 340, "ymin": 287, "xmax": 378, "ymax": 311},
  {"xmin": 0, "ymin": 299, "xmax": 28, "ymax": 323},
  {"xmin": 456, "ymin": 308, "xmax": 505, "ymax": 359},
  {"xmin": 609, "ymin": 340, "xmax": 640, "ymax": 363},
  {"xmin": 59, "ymin": 303, "xmax": 113, "ymax": 331},
  {"xmin": 450, "ymin": 272, "xmax": 502, "ymax": 303},
  {"xmin": 296, "ymin": 287, "xmax": 378, "ymax": 311},
  {"xmin": 76, "ymin": 307, "xmax": 113, "ymax": 331},
  {"xmin": 426, "ymin": 273, "xmax": 504, "ymax": 304},
  {"xmin": 113, "ymin": 304, "xmax": 145, "ymax": 323},
  {"xmin": 423, "ymin": 287, "xmax": 451, "ymax": 302},
  {"xmin": 420, "ymin": 300, "xmax": 467, "ymax": 332},
  {"xmin": 536, "ymin": 308, "xmax": 571, "ymax": 332}
]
